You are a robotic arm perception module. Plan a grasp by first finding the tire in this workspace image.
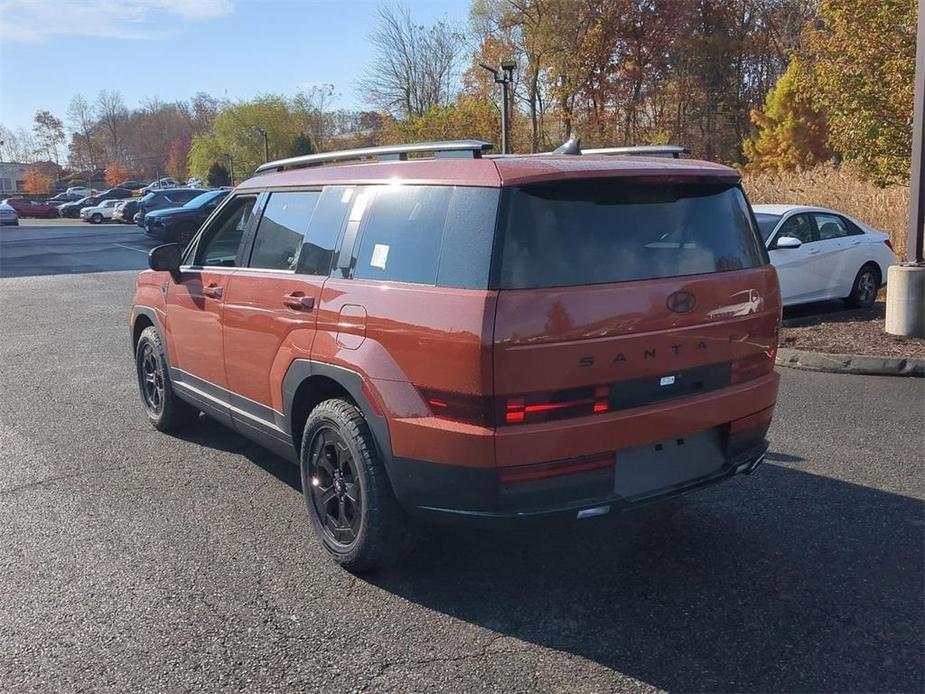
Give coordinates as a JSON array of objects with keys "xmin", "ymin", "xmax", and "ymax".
[
  {"xmin": 847, "ymin": 263, "xmax": 880, "ymax": 308},
  {"xmin": 91, "ymin": 213, "xmax": 103, "ymax": 224},
  {"xmin": 135, "ymin": 326, "xmax": 196, "ymax": 432},
  {"xmin": 300, "ymin": 399, "xmax": 415, "ymax": 572}
]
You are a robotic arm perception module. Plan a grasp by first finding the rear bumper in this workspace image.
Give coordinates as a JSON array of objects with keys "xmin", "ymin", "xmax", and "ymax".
[
  {"xmin": 384, "ymin": 371, "xmax": 779, "ymax": 525},
  {"xmin": 391, "ymin": 439, "xmax": 769, "ymax": 526}
]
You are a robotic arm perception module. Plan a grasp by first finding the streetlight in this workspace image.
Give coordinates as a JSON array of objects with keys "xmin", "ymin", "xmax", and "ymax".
[
  {"xmin": 254, "ymin": 127, "xmax": 269, "ymax": 163},
  {"xmin": 222, "ymin": 153, "xmax": 235, "ymax": 186},
  {"xmin": 479, "ymin": 60, "xmax": 516, "ymax": 154}
]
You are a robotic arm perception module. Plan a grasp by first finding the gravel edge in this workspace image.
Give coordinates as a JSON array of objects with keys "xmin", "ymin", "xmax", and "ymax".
[{"xmin": 776, "ymin": 348, "xmax": 925, "ymax": 377}]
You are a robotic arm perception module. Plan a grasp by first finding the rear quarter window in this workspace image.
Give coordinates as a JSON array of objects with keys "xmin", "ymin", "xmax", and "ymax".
[
  {"xmin": 495, "ymin": 180, "xmax": 767, "ymax": 289},
  {"xmin": 352, "ymin": 185, "xmax": 498, "ymax": 288}
]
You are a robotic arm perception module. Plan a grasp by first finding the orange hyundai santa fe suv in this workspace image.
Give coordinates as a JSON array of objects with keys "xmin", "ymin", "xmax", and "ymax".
[{"xmin": 131, "ymin": 140, "xmax": 781, "ymax": 571}]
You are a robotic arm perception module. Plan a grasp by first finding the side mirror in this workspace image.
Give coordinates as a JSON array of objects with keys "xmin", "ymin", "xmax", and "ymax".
[
  {"xmin": 774, "ymin": 236, "xmax": 802, "ymax": 250},
  {"xmin": 149, "ymin": 243, "xmax": 181, "ymax": 279}
]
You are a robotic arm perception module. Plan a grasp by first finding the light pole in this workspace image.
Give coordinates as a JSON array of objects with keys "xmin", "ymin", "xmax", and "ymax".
[
  {"xmin": 254, "ymin": 127, "xmax": 269, "ymax": 163},
  {"xmin": 885, "ymin": 0, "xmax": 925, "ymax": 336},
  {"xmin": 479, "ymin": 60, "xmax": 516, "ymax": 154}
]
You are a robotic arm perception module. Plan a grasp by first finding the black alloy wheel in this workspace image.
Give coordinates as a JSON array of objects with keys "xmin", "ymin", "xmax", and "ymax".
[
  {"xmin": 306, "ymin": 426, "xmax": 363, "ymax": 547},
  {"xmin": 138, "ymin": 341, "xmax": 164, "ymax": 417}
]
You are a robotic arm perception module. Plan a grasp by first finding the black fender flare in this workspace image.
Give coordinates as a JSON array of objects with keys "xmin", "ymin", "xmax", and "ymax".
[
  {"xmin": 281, "ymin": 360, "xmax": 393, "ymax": 468},
  {"xmin": 131, "ymin": 305, "xmax": 168, "ymax": 361}
]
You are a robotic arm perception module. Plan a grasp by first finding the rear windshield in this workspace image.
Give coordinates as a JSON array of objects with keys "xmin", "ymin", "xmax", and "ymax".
[{"xmin": 496, "ymin": 180, "xmax": 767, "ymax": 289}]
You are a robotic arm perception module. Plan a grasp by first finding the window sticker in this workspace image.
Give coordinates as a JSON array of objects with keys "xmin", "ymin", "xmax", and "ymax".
[{"xmin": 370, "ymin": 243, "xmax": 389, "ymax": 270}]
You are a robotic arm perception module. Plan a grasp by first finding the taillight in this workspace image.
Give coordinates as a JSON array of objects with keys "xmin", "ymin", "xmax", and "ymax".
[
  {"xmin": 502, "ymin": 385, "xmax": 609, "ymax": 425},
  {"xmin": 731, "ymin": 350, "xmax": 775, "ymax": 384},
  {"xmin": 417, "ymin": 388, "xmax": 492, "ymax": 427},
  {"xmin": 884, "ymin": 239, "xmax": 894, "ymax": 251}
]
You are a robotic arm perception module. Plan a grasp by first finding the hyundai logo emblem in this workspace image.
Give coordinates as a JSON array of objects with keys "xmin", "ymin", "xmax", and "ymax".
[{"xmin": 666, "ymin": 291, "xmax": 696, "ymax": 313}]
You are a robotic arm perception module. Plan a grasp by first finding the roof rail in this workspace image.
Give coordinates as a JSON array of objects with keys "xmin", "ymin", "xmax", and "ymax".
[
  {"xmin": 254, "ymin": 140, "xmax": 494, "ymax": 175},
  {"xmin": 582, "ymin": 145, "xmax": 690, "ymax": 159}
]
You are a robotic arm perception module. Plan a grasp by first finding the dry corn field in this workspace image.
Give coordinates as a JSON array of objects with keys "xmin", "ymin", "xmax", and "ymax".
[{"xmin": 742, "ymin": 165, "xmax": 910, "ymax": 261}]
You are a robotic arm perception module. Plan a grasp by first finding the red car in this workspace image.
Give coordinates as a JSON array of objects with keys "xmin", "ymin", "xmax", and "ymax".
[
  {"xmin": 130, "ymin": 140, "xmax": 781, "ymax": 572},
  {"xmin": 2, "ymin": 197, "xmax": 59, "ymax": 218}
]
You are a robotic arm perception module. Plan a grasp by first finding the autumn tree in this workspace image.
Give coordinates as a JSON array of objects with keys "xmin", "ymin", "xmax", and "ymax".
[
  {"xmin": 165, "ymin": 139, "xmax": 189, "ymax": 181},
  {"xmin": 803, "ymin": 0, "xmax": 916, "ymax": 185},
  {"xmin": 22, "ymin": 167, "xmax": 54, "ymax": 195},
  {"xmin": 66, "ymin": 95, "xmax": 99, "ymax": 169},
  {"xmin": 32, "ymin": 111, "xmax": 65, "ymax": 174},
  {"xmin": 743, "ymin": 60, "xmax": 830, "ymax": 172},
  {"xmin": 359, "ymin": 4, "xmax": 464, "ymax": 118},
  {"xmin": 105, "ymin": 161, "xmax": 130, "ymax": 188},
  {"xmin": 95, "ymin": 90, "xmax": 129, "ymax": 161}
]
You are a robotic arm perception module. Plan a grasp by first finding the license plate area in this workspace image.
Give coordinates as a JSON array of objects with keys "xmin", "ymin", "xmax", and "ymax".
[{"xmin": 614, "ymin": 428, "xmax": 725, "ymax": 499}]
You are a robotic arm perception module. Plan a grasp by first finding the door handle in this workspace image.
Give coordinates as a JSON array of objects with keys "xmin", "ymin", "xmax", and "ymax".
[
  {"xmin": 283, "ymin": 292, "xmax": 314, "ymax": 311},
  {"xmin": 807, "ymin": 250, "xmax": 820, "ymax": 256},
  {"xmin": 203, "ymin": 284, "xmax": 223, "ymax": 299}
]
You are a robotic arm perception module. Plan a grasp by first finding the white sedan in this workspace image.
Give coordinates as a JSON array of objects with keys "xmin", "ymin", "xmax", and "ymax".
[
  {"xmin": 80, "ymin": 199, "xmax": 124, "ymax": 224},
  {"xmin": 752, "ymin": 204, "xmax": 897, "ymax": 308}
]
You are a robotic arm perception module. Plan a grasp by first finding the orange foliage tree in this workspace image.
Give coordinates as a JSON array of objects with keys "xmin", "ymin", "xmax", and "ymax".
[
  {"xmin": 105, "ymin": 161, "xmax": 130, "ymax": 188},
  {"xmin": 165, "ymin": 139, "xmax": 189, "ymax": 182},
  {"xmin": 22, "ymin": 167, "xmax": 55, "ymax": 195}
]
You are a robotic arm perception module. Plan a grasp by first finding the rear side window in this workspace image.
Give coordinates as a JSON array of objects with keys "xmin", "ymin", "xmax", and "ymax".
[
  {"xmin": 351, "ymin": 185, "xmax": 498, "ymax": 288},
  {"xmin": 813, "ymin": 213, "xmax": 850, "ymax": 240},
  {"xmin": 299, "ymin": 186, "xmax": 352, "ymax": 276},
  {"xmin": 354, "ymin": 186, "xmax": 452, "ymax": 285},
  {"xmin": 249, "ymin": 191, "xmax": 321, "ymax": 270},
  {"xmin": 496, "ymin": 181, "xmax": 766, "ymax": 289}
]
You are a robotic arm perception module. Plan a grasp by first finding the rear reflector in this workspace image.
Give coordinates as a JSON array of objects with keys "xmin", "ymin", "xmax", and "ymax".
[
  {"xmin": 498, "ymin": 452, "xmax": 613, "ymax": 484},
  {"xmin": 729, "ymin": 405, "xmax": 775, "ymax": 434},
  {"xmin": 731, "ymin": 351, "xmax": 775, "ymax": 384}
]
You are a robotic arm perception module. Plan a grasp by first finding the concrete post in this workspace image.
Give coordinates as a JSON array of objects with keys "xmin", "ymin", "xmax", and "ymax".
[{"xmin": 885, "ymin": 0, "xmax": 925, "ymax": 336}]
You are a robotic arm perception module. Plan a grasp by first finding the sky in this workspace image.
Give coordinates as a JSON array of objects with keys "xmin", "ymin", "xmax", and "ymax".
[{"xmin": 0, "ymin": 0, "xmax": 470, "ymax": 132}]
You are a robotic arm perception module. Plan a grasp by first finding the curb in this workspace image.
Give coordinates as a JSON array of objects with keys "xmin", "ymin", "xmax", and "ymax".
[{"xmin": 776, "ymin": 348, "xmax": 924, "ymax": 377}]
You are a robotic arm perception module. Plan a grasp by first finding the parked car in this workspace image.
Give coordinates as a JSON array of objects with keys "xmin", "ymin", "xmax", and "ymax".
[
  {"xmin": 1, "ymin": 197, "xmax": 60, "ymax": 218},
  {"xmin": 0, "ymin": 202, "xmax": 19, "ymax": 226},
  {"xmin": 135, "ymin": 188, "xmax": 204, "ymax": 226},
  {"xmin": 65, "ymin": 186, "xmax": 93, "ymax": 197},
  {"xmin": 143, "ymin": 189, "xmax": 227, "ymax": 245},
  {"xmin": 131, "ymin": 140, "xmax": 781, "ymax": 571},
  {"xmin": 140, "ymin": 178, "xmax": 180, "ymax": 194},
  {"xmin": 186, "ymin": 177, "xmax": 204, "ymax": 188},
  {"xmin": 113, "ymin": 198, "xmax": 140, "ymax": 223},
  {"xmin": 46, "ymin": 192, "xmax": 84, "ymax": 204},
  {"xmin": 80, "ymin": 199, "xmax": 124, "ymax": 223},
  {"xmin": 753, "ymin": 204, "xmax": 896, "ymax": 308},
  {"xmin": 59, "ymin": 187, "xmax": 132, "ymax": 217},
  {"xmin": 117, "ymin": 180, "xmax": 145, "ymax": 191}
]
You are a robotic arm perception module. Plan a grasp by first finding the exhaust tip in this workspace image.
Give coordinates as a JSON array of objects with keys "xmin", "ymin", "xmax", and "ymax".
[
  {"xmin": 737, "ymin": 454, "xmax": 766, "ymax": 475},
  {"xmin": 577, "ymin": 504, "xmax": 611, "ymax": 520}
]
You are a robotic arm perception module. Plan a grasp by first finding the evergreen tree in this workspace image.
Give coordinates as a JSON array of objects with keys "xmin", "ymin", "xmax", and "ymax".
[
  {"xmin": 207, "ymin": 162, "xmax": 231, "ymax": 187},
  {"xmin": 743, "ymin": 60, "xmax": 830, "ymax": 173},
  {"xmin": 291, "ymin": 132, "xmax": 316, "ymax": 156}
]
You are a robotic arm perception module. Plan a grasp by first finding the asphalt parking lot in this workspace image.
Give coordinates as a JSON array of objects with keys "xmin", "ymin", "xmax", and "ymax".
[{"xmin": 1, "ymin": 222, "xmax": 923, "ymax": 693}]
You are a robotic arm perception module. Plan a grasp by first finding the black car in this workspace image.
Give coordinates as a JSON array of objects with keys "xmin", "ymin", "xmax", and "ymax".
[
  {"xmin": 59, "ymin": 187, "xmax": 132, "ymax": 217},
  {"xmin": 143, "ymin": 189, "xmax": 228, "ymax": 245},
  {"xmin": 134, "ymin": 188, "xmax": 205, "ymax": 227},
  {"xmin": 117, "ymin": 180, "xmax": 145, "ymax": 191},
  {"xmin": 46, "ymin": 192, "xmax": 84, "ymax": 204}
]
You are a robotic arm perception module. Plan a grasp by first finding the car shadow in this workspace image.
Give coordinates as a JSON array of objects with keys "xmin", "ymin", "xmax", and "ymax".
[
  {"xmin": 782, "ymin": 299, "xmax": 884, "ymax": 325},
  {"xmin": 179, "ymin": 417, "xmax": 923, "ymax": 692}
]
